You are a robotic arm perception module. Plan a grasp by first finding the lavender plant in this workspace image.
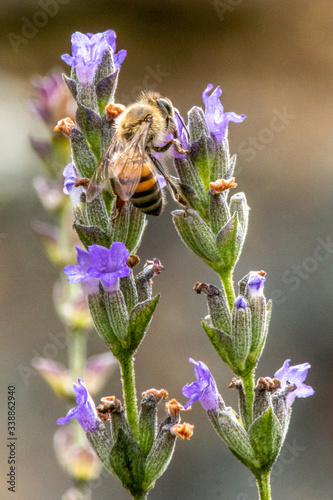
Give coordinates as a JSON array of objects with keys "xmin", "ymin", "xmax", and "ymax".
[
  {"xmin": 48, "ymin": 30, "xmax": 194, "ymax": 500},
  {"xmin": 172, "ymin": 86, "xmax": 314, "ymax": 498}
]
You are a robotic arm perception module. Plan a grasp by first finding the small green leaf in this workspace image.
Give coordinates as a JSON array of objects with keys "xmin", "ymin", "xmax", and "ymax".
[
  {"xmin": 74, "ymin": 223, "xmax": 110, "ymax": 248},
  {"xmin": 202, "ymin": 321, "xmax": 233, "ymax": 367},
  {"xmin": 249, "ymin": 406, "xmax": 283, "ymax": 468},
  {"xmin": 109, "ymin": 428, "xmax": 145, "ymax": 495},
  {"xmin": 129, "ymin": 295, "xmax": 160, "ymax": 352}
]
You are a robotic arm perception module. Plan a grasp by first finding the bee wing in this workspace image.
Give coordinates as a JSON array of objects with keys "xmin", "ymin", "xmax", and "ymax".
[
  {"xmin": 86, "ymin": 132, "xmax": 124, "ymax": 203},
  {"xmin": 110, "ymin": 120, "xmax": 152, "ymax": 201}
]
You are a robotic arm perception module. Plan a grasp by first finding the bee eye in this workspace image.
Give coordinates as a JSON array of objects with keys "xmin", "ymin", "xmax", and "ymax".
[{"xmin": 156, "ymin": 98, "xmax": 172, "ymax": 116}]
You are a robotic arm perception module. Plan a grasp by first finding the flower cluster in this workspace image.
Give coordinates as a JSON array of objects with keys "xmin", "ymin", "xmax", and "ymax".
[
  {"xmin": 52, "ymin": 29, "xmax": 194, "ymax": 499},
  {"xmin": 61, "ymin": 30, "xmax": 126, "ymax": 85}
]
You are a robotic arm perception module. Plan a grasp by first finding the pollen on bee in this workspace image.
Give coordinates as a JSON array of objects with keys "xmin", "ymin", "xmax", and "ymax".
[{"xmin": 106, "ymin": 103, "xmax": 126, "ymax": 121}]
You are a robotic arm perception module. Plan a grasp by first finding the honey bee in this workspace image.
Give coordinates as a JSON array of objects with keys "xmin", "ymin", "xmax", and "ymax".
[{"xmin": 86, "ymin": 91, "xmax": 188, "ymax": 216}]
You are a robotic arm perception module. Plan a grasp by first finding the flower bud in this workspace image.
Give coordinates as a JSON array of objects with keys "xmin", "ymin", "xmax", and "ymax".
[
  {"xmin": 173, "ymin": 209, "xmax": 221, "ymax": 264},
  {"xmin": 194, "ymin": 282, "xmax": 231, "ymax": 334},
  {"xmin": 229, "ymin": 191, "xmax": 249, "ymax": 236},
  {"xmin": 208, "ymin": 190, "xmax": 231, "ymax": 235},
  {"xmin": 208, "ymin": 406, "xmax": 258, "ymax": 469},
  {"xmin": 230, "ymin": 296, "xmax": 251, "ymax": 374},
  {"xmin": 103, "ymin": 289, "xmax": 130, "ymax": 348},
  {"xmin": 143, "ymin": 421, "xmax": 177, "ymax": 491}
]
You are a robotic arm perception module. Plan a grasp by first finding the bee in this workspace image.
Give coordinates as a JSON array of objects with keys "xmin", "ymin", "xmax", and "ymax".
[{"xmin": 86, "ymin": 91, "xmax": 188, "ymax": 216}]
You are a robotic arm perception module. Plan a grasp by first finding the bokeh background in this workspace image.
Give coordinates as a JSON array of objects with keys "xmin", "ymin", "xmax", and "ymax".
[{"xmin": 1, "ymin": 0, "xmax": 332, "ymax": 498}]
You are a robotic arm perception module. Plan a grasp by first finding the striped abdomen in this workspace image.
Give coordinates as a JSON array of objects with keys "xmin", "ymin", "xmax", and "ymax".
[{"xmin": 130, "ymin": 163, "xmax": 163, "ymax": 216}]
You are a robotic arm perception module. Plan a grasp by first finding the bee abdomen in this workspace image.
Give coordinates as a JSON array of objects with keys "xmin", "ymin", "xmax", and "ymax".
[{"xmin": 130, "ymin": 164, "xmax": 163, "ymax": 216}]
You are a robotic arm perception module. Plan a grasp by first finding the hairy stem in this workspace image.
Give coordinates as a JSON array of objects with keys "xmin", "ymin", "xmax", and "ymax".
[
  {"xmin": 255, "ymin": 471, "xmax": 272, "ymax": 500},
  {"xmin": 218, "ymin": 269, "xmax": 236, "ymax": 310},
  {"xmin": 120, "ymin": 356, "xmax": 139, "ymax": 440}
]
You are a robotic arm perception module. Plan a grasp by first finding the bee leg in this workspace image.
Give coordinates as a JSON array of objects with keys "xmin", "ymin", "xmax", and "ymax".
[
  {"xmin": 148, "ymin": 153, "xmax": 189, "ymax": 209},
  {"xmin": 151, "ymin": 140, "xmax": 174, "ymax": 153},
  {"xmin": 75, "ymin": 177, "xmax": 90, "ymax": 188},
  {"xmin": 111, "ymin": 196, "xmax": 126, "ymax": 222},
  {"xmin": 152, "ymin": 139, "xmax": 188, "ymax": 155}
]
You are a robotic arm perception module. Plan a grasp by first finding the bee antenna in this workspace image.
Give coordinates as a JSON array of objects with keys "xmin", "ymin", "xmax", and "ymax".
[{"xmin": 175, "ymin": 109, "xmax": 190, "ymax": 142}]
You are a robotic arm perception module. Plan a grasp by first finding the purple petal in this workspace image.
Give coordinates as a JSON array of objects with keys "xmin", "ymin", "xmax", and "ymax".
[
  {"xmin": 57, "ymin": 379, "xmax": 99, "ymax": 433},
  {"xmin": 234, "ymin": 295, "xmax": 248, "ymax": 309},
  {"xmin": 108, "ymin": 241, "xmax": 130, "ymax": 270},
  {"xmin": 274, "ymin": 359, "xmax": 314, "ymax": 407},
  {"xmin": 202, "ymin": 84, "xmax": 246, "ymax": 142},
  {"xmin": 182, "ymin": 358, "xmax": 219, "ymax": 411},
  {"xmin": 248, "ymin": 273, "xmax": 266, "ymax": 297}
]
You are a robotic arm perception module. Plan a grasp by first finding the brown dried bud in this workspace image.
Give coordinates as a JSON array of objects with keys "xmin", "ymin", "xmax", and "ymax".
[
  {"xmin": 54, "ymin": 117, "xmax": 75, "ymax": 136},
  {"xmin": 170, "ymin": 422, "xmax": 194, "ymax": 440},
  {"xmin": 193, "ymin": 282, "xmax": 219, "ymax": 296},
  {"xmin": 142, "ymin": 388, "xmax": 168, "ymax": 404},
  {"xmin": 258, "ymin": 270, "xmax": 267, "ymax": 277},
  {"xmin": 256, "ymin": 377, "xmax": 281, "ymax": 392},
  {"xmin": 165, "ymin": 398, "xmax": 185, "ymax": 418},
  {"xmin": 144, "ymin": 258, "xmax": 164, "ymax": 276},
  {"xmin": 210, "ymin": 177, "xmax": 237, "ymax": 194},
  {"xmin": 228, "ymin": 377, "xmax": 242, "ymax": 389},
  {"xmin": 105, "ymin": 103, "xmax": 126, "ymax": 121},
  {"xmin": 96, "ymin": 396, "xmax": 122, "ymax": 420},
  {"xmin": 126, "ymin": 254, "xmax": 140, "ymax": 269}
]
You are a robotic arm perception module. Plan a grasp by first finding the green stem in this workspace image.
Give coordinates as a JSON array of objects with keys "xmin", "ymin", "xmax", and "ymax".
[
  {"xmin": 255, "ymin": 471, "xmax": 272, "ymax": 500},
  {"xmin": 241, "ymin": 370, "xmax": 255, "ymax": 430},
  {"xmin": 218, "ymin": 269, "xmax": 236, "ymax": 310},
  {"xmin": 120, "ymin": 356, "xmax": 139, "ymax": 440}
]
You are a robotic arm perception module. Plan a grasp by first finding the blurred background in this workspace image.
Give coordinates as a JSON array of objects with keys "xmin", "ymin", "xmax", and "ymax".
[{"xmin": 1, "ymin": 0, "xmax": 332, "ymax": 498}]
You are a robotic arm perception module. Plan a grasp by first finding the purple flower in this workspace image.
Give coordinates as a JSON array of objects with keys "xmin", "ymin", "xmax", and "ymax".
[
  {"xmin": 87, "ymin": 242, "xmax": 130, "ymax": 291},
  {"xmin": 182, "ymin": 358, "xmax": 220, "ymax": 411},
  {"xmin": 63, "ymin": 163, "xmax": 76, "ymax": 194},
  {"xmin": 274, "ymin": 359, "xmax": 314, "ymax": 407},
  {"xmin": 64, "ymin": 245, "xmax": 99, "ymax": 294},
  {"xmin": 61, "ymin": 30, "xmax": 127, "ymax": 85},
  {"xmin": 202, "ymin": 84, "xmax": 246, "ymax": 142},
  {"xmin": 57, "ymin": 378, "xmax": 99, "ymax": 433},
  {"xmin": 247, "ymin": 272, "xmax": 266, "ymax": 298},
  {"xmin": 64, "ymin": 242, "xmax": 130, "ymax": 293},
  {"xmin": 234, "ymin": 295, "xmax": 248, "ymax": 309}
]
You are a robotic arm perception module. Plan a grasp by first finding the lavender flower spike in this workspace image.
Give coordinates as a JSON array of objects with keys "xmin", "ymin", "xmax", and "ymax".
[
  {"xmin": 64, "ymin": 245, "xmax": 99, "ymax": 294},
  {"xmin": 61, "ymin": 30, "xmax": 127, "ymax": 85},
  {"xmin": 182, "ymin": 358, "xmax": 220, "ymax": 410},
  {"xmin": 87, "ymin": 242, "xmax": 130, "ymax": 292},
  {"xmin": 202, "ymin": 84, "xmax": 246, "ymax": 142},
  {"xmin": 274, "ymin": 359, "xmax": 314, "ymax": 407},
  {"xmin": 57, "ymin": 378, "xmax": 100, "ymax": 433}
]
